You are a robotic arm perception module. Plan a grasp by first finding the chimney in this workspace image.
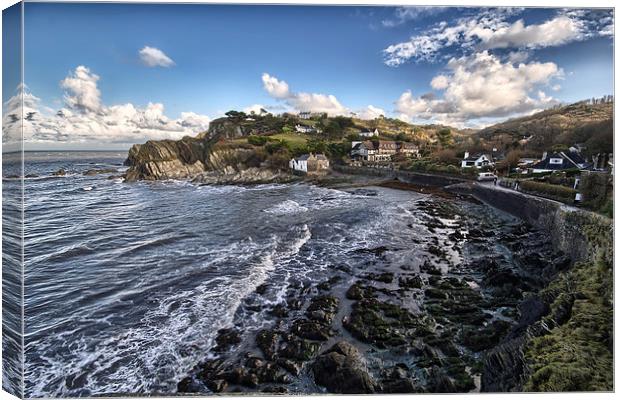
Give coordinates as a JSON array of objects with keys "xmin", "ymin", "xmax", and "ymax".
[
  {"xmin": 464, "ymin": 151, "xmax": 469, "ymax": 159},
  {"xmin": 542, "ymin": 151, "xmax": 547, "ymax": 160}
]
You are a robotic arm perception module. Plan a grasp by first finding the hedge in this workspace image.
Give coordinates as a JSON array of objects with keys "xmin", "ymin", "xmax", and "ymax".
[{"xmin": 520, "ymin": 180, "xmax": 577, "ymax": 202}]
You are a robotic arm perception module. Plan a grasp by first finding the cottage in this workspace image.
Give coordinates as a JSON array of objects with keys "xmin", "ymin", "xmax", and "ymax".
[
  {"xmin": 295, "ymin": 124, "xmax": 318, "ymax": 134},
  {"xmin": 461, "ymin": 152, "xmax": 493, "ymax": 169},
  {"xmin": 289, "ymin": 153, "xmax": 330, "ymax": 174},
  {"xmin": 398, "ymin": 142, "xmax": 420, "ymax": 158},
  {"xmin": 298, "ymin": 111, "xmax": 312, "ymax": 120},
  {"xmin": 530, "ymin": 148, "xmax": 590, "ymax": 173},
  {"xmin": 351, "ymin": 141, "xmax": 377, "ymax": 161},
  {"xmin": 359, "ymin": 128, "xmax": 379, "ymax": 138}
]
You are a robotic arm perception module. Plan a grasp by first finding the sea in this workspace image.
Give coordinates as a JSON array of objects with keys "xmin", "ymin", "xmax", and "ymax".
[{"xmin": 2, "ymin": 151, "xmax": 517, "ymax": 397}]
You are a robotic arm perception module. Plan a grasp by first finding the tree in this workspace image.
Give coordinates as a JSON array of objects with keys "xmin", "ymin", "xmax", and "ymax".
[
  {"xmin": 505, "ymin": 150, "xmax": 522, "ymax": 168},
  {"xmin": 433, "ymin": 149, "xmax": 457, "ymax": 165},
  {"xmin": 436, "ymin": 128, "xmax": 453, "ymax": 148},
  {"xmin": 225, "ymin": 110, "xmax": 247, "ymax": 123}
]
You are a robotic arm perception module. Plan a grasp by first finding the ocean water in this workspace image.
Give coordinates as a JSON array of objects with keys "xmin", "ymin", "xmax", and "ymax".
[
  {"xmin": 3, "ymin": 152, "xmax": 437, "ymax": 396},
  {"xmin": 2, "ymin": 151, "xmax": 523, "ymax": 397}
]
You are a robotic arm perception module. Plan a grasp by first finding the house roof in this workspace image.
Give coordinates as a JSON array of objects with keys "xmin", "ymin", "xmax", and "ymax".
[
  {"xmin": 563, "ymin": 150, "xmax": 587, "ymax": 166},
  {"xmin": 399, "ymin": 142, "xmax": 418, "ymax": 149},
  {"xmin": 315, "ymin": 154, "xmax": 328, "ymax": 160},
  {"xmin": 377, "ymin": 140, "xmax": 397, "ymax": 149},
  {"xmin": 530, "ymin": 152, "xmax": 577, "ymax": 171},
  {"xmin": 463, "ymin": 153, "xmax": 489, "ymax": 162}
]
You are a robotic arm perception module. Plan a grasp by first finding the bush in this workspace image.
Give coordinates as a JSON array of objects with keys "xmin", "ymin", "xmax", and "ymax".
[
  {"xmin": 248, "ymin": 135, "xmax": 268, "ymax": 146},
  {"xmin": 520, "ymin": 180, "xmax": 577, "ymax": 202}
]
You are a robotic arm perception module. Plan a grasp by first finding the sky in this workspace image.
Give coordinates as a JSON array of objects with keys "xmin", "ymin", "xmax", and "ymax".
[{"xmin": 1, "ymin": 3, "xmax": 615, "ymax": 150}]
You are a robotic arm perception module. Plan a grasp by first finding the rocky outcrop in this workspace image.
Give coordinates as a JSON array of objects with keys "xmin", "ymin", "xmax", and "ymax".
[
  {"xmin": 124, "ymin": 137, "xmax": 209, "ymax": 181},
  {"xmin": 123, "ymin": 133, "xmax": 294, "ymax": 183},
  {"xmin": 311, "ymin": 342, "xmax": 375, "ymax": 394}
]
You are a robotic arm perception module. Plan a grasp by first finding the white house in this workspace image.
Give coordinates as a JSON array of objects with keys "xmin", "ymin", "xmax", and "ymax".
[
  {"xmin": 289, "ymin": 153, "xmax": 330, "ymax": 174},
  {"xmin": 359, "ymin": 128, "xmax": 379, "ymax": 138},
  {"xmin": 461, "ymin": 152, "xmax": 493, "ymax": 169},
  {"xmin": 295, "ymin": 124, "xmax": 315, "ymax": 134}
]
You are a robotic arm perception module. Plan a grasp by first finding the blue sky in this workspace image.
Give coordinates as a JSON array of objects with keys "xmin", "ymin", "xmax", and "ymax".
[{"xmin": 2, "ymin": 3, "xmax": 614, "ymax": 149}]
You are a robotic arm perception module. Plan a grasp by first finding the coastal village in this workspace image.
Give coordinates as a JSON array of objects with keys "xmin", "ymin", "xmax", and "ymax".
[{"xmin": 282, "ymin": 100, "xmax": 613, "ymax": 216}]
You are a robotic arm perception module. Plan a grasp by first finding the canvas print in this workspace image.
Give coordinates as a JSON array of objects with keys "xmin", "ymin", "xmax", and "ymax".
[{"xmin": 1, "ymin": 1, "xmax": 615, "ymax": 397}]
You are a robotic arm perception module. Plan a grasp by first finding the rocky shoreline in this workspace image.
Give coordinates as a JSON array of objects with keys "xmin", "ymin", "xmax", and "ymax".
[{"xmin": 175, "ymin": 187, "xmax": 574, "ymax": 394}]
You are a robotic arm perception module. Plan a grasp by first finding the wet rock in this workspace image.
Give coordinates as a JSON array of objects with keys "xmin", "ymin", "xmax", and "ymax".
[
  {"xmin": 399, "ymin": 275, "xmax": 423, "ymax": 289},
  {"xmin": 52, "ymin": 168, "xmax": 66, "ymax": 176},
  {"xmin": 365, "ymin": 272, "xmax": 394, "ymax": 283},
  {"xmin": 346, "ymin": 282, "xmax": 376, "ymax": 300},
  {"xmin": 425, "ymin": 366, "xmax": 456, "ymax": 393},
  {"xmin": 460, "ymin": 320, "xmax": 513, "ymax": 352},
  {"xmin": 276, "ymin": 358, "xmax": 302, "ymax": 376},
  {"xmin": 279, "ymin": 336, "xmax": 320, "ymax": 361},
  {"xmin": 312, "ymin": 341, "xmax": 375, "ymax": 394},
  {"xmin": 424, "ymin": 288, "xmax": 447, "ymax": 300},
  {"xmin": 268, "ymin": 303, "xmax": 289, "ymax": 318},
  {"xmin": 317, "ymin": 276, "xmax": 341, "ymax": 291},
  {"xmin": 353, "ymin": 246, "xmax": 389, "ymax": 257},
  {"xmin": 83, "ymin": 168, "xmax": 118, "ymax": 176},
  {"xmin": 256, "ymin": 283, "xmax": 269, "ymax": 295},
  {"xmin": 177, "ymin": 377, "xmax": 202, "ymax": 393},
  {"xmin": 291, "ymin": 319, "xmax": 332, "ymax": 341},
  {"xmin": 206, "ymin": 379, "xmax": 228, "ymax": 393},
  {"xmin": 306, "ymin": 295, "xmax": 339, "ymax": 325},
  {"xmin": 213, "ymin": 328, "xmax": 241, "ymax": 352},
  {"xmin": 257, "ymin": 329, "xmax": 280, "ymax": 360},
  {"xmin": 343, "ymin": 299, "xmax": 413, "ymax": 348}
]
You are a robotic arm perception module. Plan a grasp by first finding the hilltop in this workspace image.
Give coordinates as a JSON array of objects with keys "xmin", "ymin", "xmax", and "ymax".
[{"xmin": 473, "ymin": 98, "xmax": 613, "ymax": 156}]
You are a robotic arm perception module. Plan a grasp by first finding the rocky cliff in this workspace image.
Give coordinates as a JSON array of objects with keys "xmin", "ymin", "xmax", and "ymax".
[
  {"xmin": 124, "ymin": 126, "xmax": 293, "ymax": 183},
  {"xmin": 448, "ymin": 183, "xmax": 613, "ymax": 392}
]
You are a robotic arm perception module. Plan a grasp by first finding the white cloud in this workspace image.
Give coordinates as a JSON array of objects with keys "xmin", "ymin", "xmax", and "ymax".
[
  {"xmin": 3, "ymin": 66, "xmax": 210, "ymax": 146},
  {"xmin": 139, "ymin": 46, "xmax": 175, "ymax": 68},
  {"xmin": 477, "ymin": 16, "xmax": 582, "ymax": 50},
  {"xmin": 430, "ymin": 75, "xmax": 449, "ymax": 90},
  {"xmin": 261, "ymin": 73, "xmax": 348, "ymax": 116},
  {"xmin": 243, "ymin": 104, "xmax": 269, "ymax": 115},
  {"xmin": 396, "ymin": 51, "xmax": 562, "ymax": 126},
  {"xmin": 381, "ymin": 6, "xmax": 446, "ymax": 28},
  {"xmin": 383, "ymin": 9, "xmax": 611, "ymax": 66},
  {"xmin": 60, "ymin": 66, "xmax": 102, "ymax": 113},
  {"xmin": 357, "ymin": 105, "xmax": 386, "ymax": 120},
  {"xmin": 261, "ymin": 73, "xmax": 290, "ymax": 99}
]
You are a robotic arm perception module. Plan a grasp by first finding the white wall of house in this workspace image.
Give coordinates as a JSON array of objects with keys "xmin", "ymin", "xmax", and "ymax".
[{"xmin": 289, "ymin": 159, "xmax": 308, "ymax": 172}]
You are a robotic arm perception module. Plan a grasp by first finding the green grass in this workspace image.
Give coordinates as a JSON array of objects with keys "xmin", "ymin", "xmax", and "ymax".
[
  {"xmin": 523, "ymin": 258, "xmax": 613, "ymax": 392},
  {"xmin": 267, "ymin": 133, "xmax": 311, "ymax": 151}
]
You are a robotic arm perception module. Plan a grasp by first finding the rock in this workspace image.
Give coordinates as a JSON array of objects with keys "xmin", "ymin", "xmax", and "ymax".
[
  {"xmin": 312, "ymin": 341, "xmax": 375, "ymax": 393},
  {"xmin": 365, "ymin": 272, "xmax": 394, "ymax": 283},
  {"xmin": 306, "ymin": 295, "xmax": 339, "ymax": 325},
  {"xmin": 206, "ymin": 379, "xmax": 228, "ymax": 393},
  {"xmin": 177, "ymin": 377, "xmax": 202, "ymax": 393},
  {"xmin": 83, "ymin": 168, "xmax": 118, "ymax": 176},
  {"xmin": 256, "ymin": 329, "xmax": 280, "ymax": 360},
  {"xmin": 52, "ymin": 168, "xmax": 66, "ymax": 176},
  {"xmin": 399, "ymin": 275, "xmax": 423, "ymax": 289},
  {"xmin": 279, "ymin": 337, "xmax": 320, "ymax": 361},
  {"xmin": 425, "ymin": 366, "xmax": 456, "ymax": 393},
  {"xmin": 290, "ymin": 319, "xmax": 332, "ymax": 341},
  {"xmin": 213, "ymin": 328, "xmax": 241, "ymax": 352}
]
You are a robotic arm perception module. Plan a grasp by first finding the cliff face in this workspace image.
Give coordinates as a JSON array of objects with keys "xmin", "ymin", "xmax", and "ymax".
[
  {"xmin": 123, "ymin": 128, "xmax": 293, "ymax": 183},
  {"xmin": 124, "ymin": 137, "xmax": 209, "ymax": 181}
]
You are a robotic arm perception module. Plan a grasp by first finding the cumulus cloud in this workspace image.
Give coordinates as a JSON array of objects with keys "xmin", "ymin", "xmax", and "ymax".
[
  {"xmin": 3, "ymin": 66, "xmax": 210, "ymax": 146},
  {"xmin": 261, "ymin": 73, "xmax": 290, "ymax": 99},
  {"xmin": 395, "ymin": 51, "xmax": 562, "ymax": 125},
  {"xmin": 356, "ymin": 105, "xmax": 386, "ymax": 120},
  {"xmin": 60, "ymin": 66, "xmax": 102, "ymax": 113},
  {"xmin": 383, "ymin": 8, "xmax": 612, "ymax": 65},
  {"xmin": 261, "ymin": 73, "xmax": 348, "ymax": 116},
  {"xmin": 139, "ymin": 46, "xmax": 175, "ymax": 68}
]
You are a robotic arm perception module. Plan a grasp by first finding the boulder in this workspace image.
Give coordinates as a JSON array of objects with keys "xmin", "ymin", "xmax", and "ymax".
[{"xmin": 312, "ymin": 341, "xmax": 375, "ymax": 393}]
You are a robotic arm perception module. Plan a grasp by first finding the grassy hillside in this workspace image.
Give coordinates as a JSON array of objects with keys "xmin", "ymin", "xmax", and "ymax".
[{"xmin": 474, "ymin": 99, "xmax": 613, "ymax": 156}]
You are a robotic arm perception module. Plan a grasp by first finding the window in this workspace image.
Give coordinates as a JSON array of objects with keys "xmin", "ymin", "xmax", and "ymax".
[{"xmin": 549, "ymin": 158, "xmax": 563, "ymax": 165}]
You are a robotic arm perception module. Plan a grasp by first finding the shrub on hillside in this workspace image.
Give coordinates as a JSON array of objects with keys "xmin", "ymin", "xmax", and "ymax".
[{"xmin": 248, "ymin": 135, "xmax": 268, "ymax": 146}]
